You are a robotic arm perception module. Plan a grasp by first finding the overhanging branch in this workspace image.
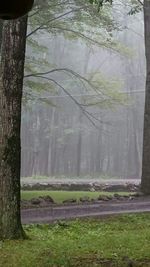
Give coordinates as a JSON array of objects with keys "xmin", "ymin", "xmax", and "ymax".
[
  {"xmin": 27, "ymin": 6, "xmax": 88, "ymax": 38},
  {"xmin": 24, "ymin": 67, "xmax": 105, "ymax": 98},
  {"xmin": 24, "ymin": 74, "xmax": 110, "ymax": 128}
]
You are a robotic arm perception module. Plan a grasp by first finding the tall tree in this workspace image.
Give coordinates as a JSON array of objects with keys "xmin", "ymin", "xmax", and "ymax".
[
  {"xmin": 0, "ymin": 17, "xmax": 28, "ymax": 239},
  {"xmin": 141, "ymin": 0, "xmax": 150, "ymax": 194}
]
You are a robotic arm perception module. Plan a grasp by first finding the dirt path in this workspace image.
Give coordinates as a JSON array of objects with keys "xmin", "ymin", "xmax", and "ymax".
[{"xmin": 21, "ymin": 198, "xmax": 150, "ymax": 224}]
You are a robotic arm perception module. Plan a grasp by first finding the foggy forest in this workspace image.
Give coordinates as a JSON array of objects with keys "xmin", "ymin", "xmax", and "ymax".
[
  {"xmin": 1, "ymin": 0, "xmax": 150, "ymax": 265},
  {"xmin": 21, "ymin": 0, "xmax": 145, "ymax": 180}
]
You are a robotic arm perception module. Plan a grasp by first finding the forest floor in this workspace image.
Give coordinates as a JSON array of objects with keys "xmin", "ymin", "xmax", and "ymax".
[{"xmin": 0, "ymin": 214, "xmax": 150, "ymax": 267}]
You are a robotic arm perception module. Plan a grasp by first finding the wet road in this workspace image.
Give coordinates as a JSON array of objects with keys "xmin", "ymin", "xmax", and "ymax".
[{"xmin": 22, "ymin": 198, "xmax": 150, "ymax": 224}]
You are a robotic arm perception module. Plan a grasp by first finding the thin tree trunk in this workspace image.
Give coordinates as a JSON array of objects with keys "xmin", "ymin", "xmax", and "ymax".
[
  {"xmin": 141, "ymin": 0, "xmax": 150, "ymax": 194},
  {"xmin": 76, "ymin": 110, "xmax": 83, "ymax": 177},
  {"xmin": 0, "ymin": 17, "xmax": 27, "ymax": 239}
]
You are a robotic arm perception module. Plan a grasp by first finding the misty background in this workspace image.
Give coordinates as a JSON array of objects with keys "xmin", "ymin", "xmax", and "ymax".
[{"xmin": 21, "ymin": 1, "xmax": 145, "ymax": 179}]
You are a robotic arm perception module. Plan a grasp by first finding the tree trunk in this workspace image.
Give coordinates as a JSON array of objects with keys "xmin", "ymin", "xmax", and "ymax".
[
  {"xmin": 76, "ymin": 110, "xmax": 83, "ymax": 177},
  {"xmin": 0, "ymin": 17, "xmax": 27, "ymax": 239},
  {"xmin": 141, "ymin": 0, "xmax": 150, "ymax": 194},
  {"xmin": 0, "ymin": 21, "xmax": 3, "ymax": 50}
]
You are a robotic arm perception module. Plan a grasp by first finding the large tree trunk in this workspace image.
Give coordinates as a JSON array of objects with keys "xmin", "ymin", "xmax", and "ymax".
[
  {"xmin": 0, "ymin": 21, "xmax": 3, "ymax": 50},
  {"xmin": 141, "ymin": 0, "xmax": 150, "ymax": 194},
  {"xmin": 0, "ymin": 17, "xmax": 27, "ymax": 239}
]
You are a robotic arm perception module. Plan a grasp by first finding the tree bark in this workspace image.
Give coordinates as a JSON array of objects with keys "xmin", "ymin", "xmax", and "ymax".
[
  {"xmin": 0, "ymin": 17, "xmax": 27, "ymax": 239},
  {"xmin": 0, "ymin": 21, "xmax": 3, "ymax": 50},
  {"xmin": 141, "ymin": 0, "xmax": 150, "ymax": 194}
]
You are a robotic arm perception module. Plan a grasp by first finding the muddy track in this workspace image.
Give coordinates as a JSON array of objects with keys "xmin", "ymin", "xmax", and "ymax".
[{"xmin": 22, "ymin": 199, "xmax": 150, "ymax": 224}]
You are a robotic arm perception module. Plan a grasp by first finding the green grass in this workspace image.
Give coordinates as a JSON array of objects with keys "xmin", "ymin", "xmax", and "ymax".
[
  {"xmin": 21, "ymin": 190, "xmax": 130, "ymax": 203},
  {"xmin": 0, "ymin": 214, "xmax": 150, "ymax": 266}
]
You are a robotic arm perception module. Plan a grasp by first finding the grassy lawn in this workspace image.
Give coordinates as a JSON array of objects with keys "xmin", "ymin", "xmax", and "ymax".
[
  {"xmin": 0, "ymin": 214, "xmax": 150, "ymax": 266},
  {"xmin": 21, "ymin": 190, "xmax": 130, "ymax": 203}
]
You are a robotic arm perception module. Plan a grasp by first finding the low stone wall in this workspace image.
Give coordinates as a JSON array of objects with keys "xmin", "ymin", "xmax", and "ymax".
[{"xmin": 21, "ymin": 182, "xmax": 140, "ymax": 192}]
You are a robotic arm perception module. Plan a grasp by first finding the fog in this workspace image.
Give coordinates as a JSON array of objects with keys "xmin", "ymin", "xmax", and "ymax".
[{"xmin": 21, "ymin": 1, "xmax": 145, "ymax": 179}]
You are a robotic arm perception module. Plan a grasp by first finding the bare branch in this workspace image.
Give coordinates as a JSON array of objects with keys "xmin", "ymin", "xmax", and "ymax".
[
  {"xmin": 137, "ymin": 0, "xmax": 143, "ymax": 6},
  {"xmin": 29, "ymin": 9, "xmax": 41, "ymax": 18}
]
